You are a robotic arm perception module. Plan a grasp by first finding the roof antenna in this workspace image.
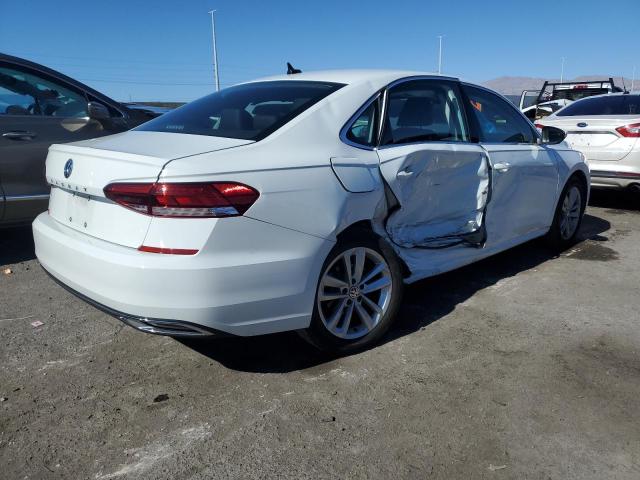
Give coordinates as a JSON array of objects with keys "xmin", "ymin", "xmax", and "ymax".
[{"xmin": 287, "ymin": 62, "xmax": 302, "ymax": 75}]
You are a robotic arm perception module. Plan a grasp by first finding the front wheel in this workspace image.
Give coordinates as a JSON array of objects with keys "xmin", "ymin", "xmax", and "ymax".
[
  {"xmin": 300, "ymin": 237, "xmax": 404, "ymax": 353},
  {"xmin": 545, "ymin": 177, "xmax": 587, "ymax": 250}
]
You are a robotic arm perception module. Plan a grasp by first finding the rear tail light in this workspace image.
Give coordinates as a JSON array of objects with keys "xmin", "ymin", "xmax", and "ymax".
[
  {"xmin": 534, "ymin": 123, "xmax": 544, "ymax": 130},
  {"xmin": 103, "ymin": 182, "xmax": 259, "ymax": 218},
  {"xmin": 616, "ymin": 123, "xmax": 640, "ymax": 138}
]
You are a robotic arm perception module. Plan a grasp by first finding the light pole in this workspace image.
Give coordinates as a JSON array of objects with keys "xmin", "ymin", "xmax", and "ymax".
[
  {"xmin": 632, "ymin": 66, "xmax": 636, "ymax": 92},
  {"xmin": 560, "ymin": 57, "xmax": 565, "ymax": 83},
  {"xmin": 209, "ymin": 10, "xmax": 220, "ymax": 92},
  {"xmin": 437, "ymin": 35, "xmax": 443, "ymax": 74}
]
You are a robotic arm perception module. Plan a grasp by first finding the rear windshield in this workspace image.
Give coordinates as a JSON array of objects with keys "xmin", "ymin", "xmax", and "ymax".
[
  {"xmin": 557, "ymin": 95, "xmax": 640, "ymax": 116},
  {"xmin": 136, "ymin": 80, "xmax": 344, "ymax": 140},
  {"xmin": 551, "ymin": 88, "xmax": 609, "ymax": 102}
]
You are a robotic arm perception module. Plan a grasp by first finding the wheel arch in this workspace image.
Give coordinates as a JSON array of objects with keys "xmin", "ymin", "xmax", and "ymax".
[
  {"xmin": 563, "ymin": 168, "xmax": 590, "ymax": 207},
  {"xmin": 335, "ymin": 220, "xmax": 411, "ymax": 278}
]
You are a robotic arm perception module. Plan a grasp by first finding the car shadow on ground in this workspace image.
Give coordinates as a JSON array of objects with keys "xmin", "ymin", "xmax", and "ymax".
[
  {"xmin": 589, "ymin": 188, "xmax": 639, "ymax": 212},
  {"xmin": 0, "ymin": 226, "xmax": 35, "ymax": 267},
  {"xmin": 179, "ymin": 212, "xmax": 612, "ymax": 374}
]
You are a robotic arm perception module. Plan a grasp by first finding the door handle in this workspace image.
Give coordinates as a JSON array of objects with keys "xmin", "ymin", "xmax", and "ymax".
[
  {"xmin": 397, "ymin": 168, "xmax": 414, "ymax": 178},
  {"xmin": 493, "ymin": 162, "xmax": 511, "ymax": 173},
  {"xmin": 2, "ymin": 131, "xmax": 37, "ymax": 140}
]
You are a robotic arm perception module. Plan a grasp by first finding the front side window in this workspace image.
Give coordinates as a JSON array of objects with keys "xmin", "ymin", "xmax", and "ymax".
[
  {"xmin": 463, "ymin": 85, "xmax": 535, "ymax": 144},
  {"xmin": 382, "ymin": 79, "xmax": 469, "ymax": 145},
  {"xmin": 137, "ymin": 81, "xmax": 345, "ymax": 141},
  {"xmin": 557, "ymin": 95, "xmax": 640, "ymax": 116},
  {"xmin": 0, "ymin": 64, "xmax": 88, "ymax": 117}
]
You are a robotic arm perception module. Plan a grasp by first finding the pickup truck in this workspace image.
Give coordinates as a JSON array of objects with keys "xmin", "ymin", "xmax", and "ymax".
[{"xmin": 519, "ymin": 78, "xmax": 624, "ymax": 120}]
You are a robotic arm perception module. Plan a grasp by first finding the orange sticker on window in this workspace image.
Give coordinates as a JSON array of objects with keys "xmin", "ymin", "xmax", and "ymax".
[{"xmin": 470, "ymin": 100, "xmax": 482, "ymax": 112}]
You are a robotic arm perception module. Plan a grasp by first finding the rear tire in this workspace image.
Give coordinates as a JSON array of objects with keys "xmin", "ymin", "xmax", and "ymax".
[
  {"xmin": 545, "ymin": 176, "xmax": 587, "ymax": 250},
  {"xmin": 299, "ymin": 236, "xmax": 404, "ymax": 353}
]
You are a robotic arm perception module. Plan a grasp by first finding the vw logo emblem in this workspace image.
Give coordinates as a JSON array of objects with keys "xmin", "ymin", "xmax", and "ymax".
[
  {"xmin": 577, "ymin": 122, "xmax": 588, "ymax": 128},
  {"xmin": 64, "ymin": 159, "xmax": 73, "ymax": 178}
]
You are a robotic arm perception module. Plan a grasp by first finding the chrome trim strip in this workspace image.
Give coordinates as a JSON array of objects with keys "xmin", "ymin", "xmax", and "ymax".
[
  {"xmin": 4, "ymin": 194, "xmax": 50, "ymax": 202},
  {"xmin": 566, "ymin": 130, "xmax": 615, "ymax": 135},
  {"xmin": 590, "ymin": 170, "xmax": 640, "ymax": 180}
]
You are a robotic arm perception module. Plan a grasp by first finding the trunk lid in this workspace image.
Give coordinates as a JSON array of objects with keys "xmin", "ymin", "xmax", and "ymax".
[
  {"xmin": 45, "ymin": 131, "xmax": 253, "ymax": 248},
  {"xmin": 543, "ymin": 115, "xmax": 640, "ymax": 161}
]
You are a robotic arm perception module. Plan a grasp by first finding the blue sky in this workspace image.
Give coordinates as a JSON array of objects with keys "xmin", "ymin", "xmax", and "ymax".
[{"xmin": 1, "ymin": 0, "xmax": 638, "ymax": 102}]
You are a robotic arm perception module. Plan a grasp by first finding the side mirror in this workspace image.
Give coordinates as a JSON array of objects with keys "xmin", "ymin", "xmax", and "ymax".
[
  {"xmin": 540, "ymin": 126, "xmax": 566, "ymax": 145},
  {"xmin": 87, "ymin": 101, "xmax": 111, "ymax": 120}
]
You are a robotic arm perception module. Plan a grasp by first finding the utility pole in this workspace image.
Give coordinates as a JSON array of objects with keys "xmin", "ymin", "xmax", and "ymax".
[
  {"xmin": 560, "ymin": 57, "xmax": 565, "ymax": 83},
  {"xmin": 209, "ymin": 10, "xmax": 220, "ymax": 92},
  {"xmin": 437, "ymin": 35, "xmax": 443, "ymax": 74}
]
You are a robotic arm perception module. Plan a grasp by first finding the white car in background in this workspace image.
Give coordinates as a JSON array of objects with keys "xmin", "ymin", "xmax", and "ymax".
[
  {"xmin": 33, "ymin": 70, "xmax": 589, "ymax": 352},
  {"xmin": 537, "ymin": 93, "xmax": 640, "ymax": 192}
]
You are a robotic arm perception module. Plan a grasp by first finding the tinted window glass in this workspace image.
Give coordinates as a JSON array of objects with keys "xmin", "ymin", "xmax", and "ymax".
[
  {"xmin": 0, "ymin": 65, "xmax": 88, "ymax": 117},
  {"xmin": 463, "ymin": 85, "xmax": 535, "ymax": 143},
  {"xmin": 382, "ymin": 80, "xmax": 469, "ymax": 145},
  {"xmin": 557, "ymin": 95, "xmax": 640, "ymax": 116},
  {"xmin": 137, "ymin": 81, "xmax": 344, "ymax": 141},
  {"xmin": 346, "ymin": 99, "xmax": 379, "ymax": 146}
]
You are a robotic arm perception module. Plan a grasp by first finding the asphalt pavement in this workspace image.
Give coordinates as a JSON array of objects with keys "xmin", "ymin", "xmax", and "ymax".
[{"xmin": 1, "ymin": 190, "xmax": 639, "ymax": 479}]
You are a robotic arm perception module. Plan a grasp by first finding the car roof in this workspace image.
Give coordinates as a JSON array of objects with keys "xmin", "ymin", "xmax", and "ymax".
[
  {"xmin": 574, "ymin": 91, "xmax": 640, "ymax": 100},
  {"xmin": 244, "ymin": 69, "xmax": 459, "ymax": 87}
]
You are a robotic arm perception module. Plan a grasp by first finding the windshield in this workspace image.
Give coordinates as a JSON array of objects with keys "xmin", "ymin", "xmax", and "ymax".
[
  {"xmin": 557, "ymin": 95, "xmax": 640, "ymax": 116},
  {"xmin": 136, "ymin": 80, "xmax": 345, "ymax": 140}
]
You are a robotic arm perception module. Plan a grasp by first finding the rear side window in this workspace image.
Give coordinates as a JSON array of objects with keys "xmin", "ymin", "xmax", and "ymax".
[
  {"xmin": 136, "ymin": 81, "xmax": 344, "ymax": 141},
  {"xmin": 463, "ymin": 85, "xmax": 535, "ymax": 144},
  {"xmin": 346, "ymin": 99, "xmax": 379, "ymax": 146},
  {"xmin": 557, "ymin": 95, "xmax": 640, "ymax": 116},
  {"xmin": 382, "ymin": 79, "xmax": 469, "ymax": 145}
]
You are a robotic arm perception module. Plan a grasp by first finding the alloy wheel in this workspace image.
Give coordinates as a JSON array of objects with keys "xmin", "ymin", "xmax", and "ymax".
[
  {"xmin": 317, "ymin": 247, "xmax": 393, "ymax": 340},
  {"xmin": 559, "ymin": 185, "xmax": 582, "ymax": 240}
]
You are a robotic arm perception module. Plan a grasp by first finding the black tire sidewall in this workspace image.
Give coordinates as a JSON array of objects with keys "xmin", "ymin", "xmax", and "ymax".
[{"xmin": 547, "ymin": 177, "xmax": 587, "ymax": 250}]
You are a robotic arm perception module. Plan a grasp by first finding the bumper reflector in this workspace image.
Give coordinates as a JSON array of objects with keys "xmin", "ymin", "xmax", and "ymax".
[{"xmin": 138, "ymin": 246, "xmax": 199, "ymax": 255}]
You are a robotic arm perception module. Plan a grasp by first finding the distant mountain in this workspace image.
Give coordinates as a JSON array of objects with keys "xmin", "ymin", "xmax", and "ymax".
[{"xmin": 482, "ymin": 75, "xmax": 634, "ymax": 95}]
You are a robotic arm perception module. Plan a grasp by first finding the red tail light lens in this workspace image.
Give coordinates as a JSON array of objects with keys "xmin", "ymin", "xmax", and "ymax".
[
  {"xmin": 534, "ymin": 123, "xmax": 544, "ymax": 130},
  {"xmin": 104, "ymin": 182, "xmax": 259, "ymax": 217},
  {"xmin": 616, "ymin": 123, "xmax": 640, "ymax": 138}
]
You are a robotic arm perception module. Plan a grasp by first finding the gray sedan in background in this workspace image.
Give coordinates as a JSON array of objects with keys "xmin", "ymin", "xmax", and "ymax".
[{"xmin": 0, "ymin": 53, "xmax": 164, "ymax": 227}]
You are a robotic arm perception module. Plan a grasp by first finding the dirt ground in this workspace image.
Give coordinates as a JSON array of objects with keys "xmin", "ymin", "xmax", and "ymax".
[{"xmin": 1, "ymin": 190, "xmax": 639, "ymax": 479}]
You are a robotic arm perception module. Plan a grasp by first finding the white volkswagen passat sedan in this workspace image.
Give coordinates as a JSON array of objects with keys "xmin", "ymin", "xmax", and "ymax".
[
  {"xmin": 33, "ymin": 70, "xmax": 589, "ymax": 352},
  {"xmin": 537, "ymin": 93, "xmax": 640, "ymax": 192}
]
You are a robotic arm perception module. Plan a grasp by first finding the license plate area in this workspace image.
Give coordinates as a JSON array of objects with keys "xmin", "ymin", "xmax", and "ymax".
[
  {"xmin": 49, "ymin": 187, "xmax": 92, "ymax": 230},
  {"xmin": 48, "ymin": 186, "xmax": 152, "ymax": 248}
]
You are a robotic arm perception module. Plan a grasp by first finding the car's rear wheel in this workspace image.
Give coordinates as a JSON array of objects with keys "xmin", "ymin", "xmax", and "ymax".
[
  {"xmin": 546, "ymin": 176, "xmax": 587, "ymax": 250},
  {"xmin": 300, "ymin": 237, "xmax": 404, "ymax": 353}
]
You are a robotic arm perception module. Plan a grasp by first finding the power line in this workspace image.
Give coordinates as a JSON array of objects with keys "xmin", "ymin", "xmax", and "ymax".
[{"xmin": 78, "ymin": 78, "xmax": 217, "ymax": 86}]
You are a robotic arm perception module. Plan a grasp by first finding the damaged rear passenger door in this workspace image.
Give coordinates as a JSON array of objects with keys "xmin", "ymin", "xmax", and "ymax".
[{"xmin": 377, "ymin": 78, "xmax": 490, "ymax": 250}]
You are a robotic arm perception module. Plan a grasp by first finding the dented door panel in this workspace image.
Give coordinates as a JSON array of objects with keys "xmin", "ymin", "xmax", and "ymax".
[{"xmin": 378, "ymin": 143, "xmax": 490, "ymax": 249}]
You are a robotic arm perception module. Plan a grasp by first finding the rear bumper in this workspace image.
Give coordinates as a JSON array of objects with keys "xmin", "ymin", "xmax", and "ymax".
[
  {"xmin": 590, "ymin": 170, "xmax": 640, "ymax": 189},
  {"xmin": 33, "ymin": 212, "xmax": 333, "ymax": 336},
  {"xmin": 588, "ymin": 152, "xmax": 640, "ymax": 189},
  {"xmin": 43, "ymin": 267, "xmax": 224, "ymax": 337}
]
